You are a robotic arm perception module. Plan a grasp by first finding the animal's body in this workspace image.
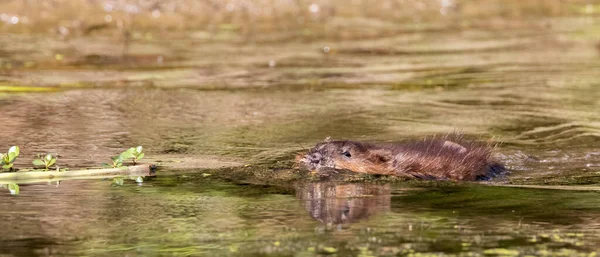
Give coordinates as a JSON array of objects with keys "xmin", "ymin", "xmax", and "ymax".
[{"xmin": 296, "ymin": 135, "xmax": 505, "ymax": 181}]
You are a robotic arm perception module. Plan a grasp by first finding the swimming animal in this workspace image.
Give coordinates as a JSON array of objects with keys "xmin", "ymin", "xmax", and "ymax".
[{"xmin": 296, "ymin": 135, "xmax": 505, "ymax": 181}]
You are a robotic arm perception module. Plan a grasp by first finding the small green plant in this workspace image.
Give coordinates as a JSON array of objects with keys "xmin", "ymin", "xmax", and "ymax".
[
  {"xmin": 120, "ymin": 146, "xmax": 145, "ymax": 165},
  {"xmin": 110, "ymin": 176, "xmax": 143, "ymax": 187},
  {"xmin": 102, "ymin": 156, "xmax": 123, "ymax": 168},
  {"xmin": 0, "ymin": 146, "xmax": 20, "ymax": 171},
  {"xmin": 1, "ymin": 183, "xmax": 20, "ymax": 195},
  {"xmin": 32, "ymin": 153, "xmax": 57, "ymax": 170},
  {"xmin": 112, "ymin": 177, "xmax": 124, "ymax": 186},
  {"xmin": 8, "ymin": 183, "xmax": 19, "ymax": 195},
  {"xmin": 102, "ymin": 146, "xmax": 144, "ymax": 168}
]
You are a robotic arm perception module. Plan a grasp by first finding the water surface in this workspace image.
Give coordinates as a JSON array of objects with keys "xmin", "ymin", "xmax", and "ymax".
[
  {"xmin": 2, "ymin": 0, "xmax": 600, "ymax": 256},
  {"xmin": 2, "ymin": 176, "xmax": 600, "ymax": 256}
]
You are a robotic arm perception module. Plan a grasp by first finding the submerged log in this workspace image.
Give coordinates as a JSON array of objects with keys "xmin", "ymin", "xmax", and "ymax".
[{"xmin": 0, "ymin": 164, "xmax": 156, "ymax": 184}]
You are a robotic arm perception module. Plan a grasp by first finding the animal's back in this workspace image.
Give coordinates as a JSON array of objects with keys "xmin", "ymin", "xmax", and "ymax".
[{"xmin": 386, "ymin": 135, "xmax": 503, "ymax": 180}]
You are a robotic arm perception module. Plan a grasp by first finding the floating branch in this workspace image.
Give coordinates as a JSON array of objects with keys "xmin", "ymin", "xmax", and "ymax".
[{"xmin": 0, "ymin": 164, "xmax": 156, "ymax": 184}]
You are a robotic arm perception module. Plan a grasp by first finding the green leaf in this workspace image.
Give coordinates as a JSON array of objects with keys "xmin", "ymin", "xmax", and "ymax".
[
  {"xmin": 121, "ymin": 147, "xmax": 136, "ymax": 156},
  {"xmin": 47, "ymin": 158, "xmax": 56, "ymax": 167},
  {"xmin": 8, "ymin": 146, "xmax": 19, "ymax": 156},
  {"xmin": 112, "ymin": 177, "xmax": 124, "ymax": 186},
  {"xmin": 111, "ymin": 157, "xmax": 123, "ymax": 167},
  {"xmin": 2, "ymin": 164, "xmax": 10, "ymax": 169},
  {"xmin": 7, "ymin": 146, "xmax": 19, "ymax": 162},
  {"xmin": 8, "ymin": 152, "xmax": 17, "ymax": 163},
  {"xmin": 45, "ymin": 154, "xmax": 53, "ymax": 161},
  {"xmin": 120, "ymin": 151, "xmax": 133, "ymax": 159},
  {"xmin": 136, "ymin": 153, "xmax": 145, "ymax": 160},
  {"xmin": 8, "ymin": 183, "xmax": 19, "ymax": 195},
  {"xmin": 135, "ymin": 146, "xmax": 143, "ymax": 154},
  {"xmin": 32, "ymin": 159, "xmax": 45, "ymax": 166},
  {"xmin": 101, "ymin": 163, "xmax": 111, "ymax": 168}
]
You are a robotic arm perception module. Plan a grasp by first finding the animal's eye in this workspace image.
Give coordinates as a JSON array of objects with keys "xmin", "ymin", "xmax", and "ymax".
[{"xmin": 342, "ymin": 151, "xmax": 351, "ymax": 158}]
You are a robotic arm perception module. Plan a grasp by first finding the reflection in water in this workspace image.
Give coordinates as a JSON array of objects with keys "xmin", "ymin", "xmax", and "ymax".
[
  {"xmin": 296, "ymin": 182, "xmax": 390, "ymax": 225},
  {"xmin": 1, "ymin": 175, "xmax": 600, "ymax": 256}
]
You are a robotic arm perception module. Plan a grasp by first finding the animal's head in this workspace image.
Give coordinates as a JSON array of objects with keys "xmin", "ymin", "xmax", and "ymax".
[{"xmin": 296, "ymin": 140, "xmax": 393, "ymax": 174}]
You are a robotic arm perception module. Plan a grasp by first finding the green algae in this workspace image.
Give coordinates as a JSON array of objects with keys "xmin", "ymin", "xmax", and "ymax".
[{"xmin": 0, "ymin": 85, "xmax": 57, "ymax": 92}]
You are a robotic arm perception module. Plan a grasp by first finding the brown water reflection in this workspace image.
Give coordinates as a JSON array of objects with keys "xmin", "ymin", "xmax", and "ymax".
[
  {"xmin": 296, "ymin": 182, "xmax": 391, "ymax": 225},
  {"xmin": 1, "ymin": 84, "xmax": 599, "ymax": 184},
  {"xmin": 2, "ymin": 177, "xmax": 600, "ymax": 256}
]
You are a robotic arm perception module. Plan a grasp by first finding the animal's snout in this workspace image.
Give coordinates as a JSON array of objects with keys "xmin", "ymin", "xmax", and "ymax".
[{"xmin": 309, "ymin": 153, "xmax": 322, "ymax": 164}]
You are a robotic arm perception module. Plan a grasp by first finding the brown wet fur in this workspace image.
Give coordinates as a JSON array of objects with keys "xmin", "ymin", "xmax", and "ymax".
[{"xmin": 296, "ymin": 134, "xmax": 505, "ymax": 181}]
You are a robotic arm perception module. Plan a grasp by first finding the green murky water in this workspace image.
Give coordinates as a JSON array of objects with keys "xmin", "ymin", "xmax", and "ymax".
[
  {"xmin": 2, "ymin": 177, "xmax": 600, "ymax": 256},
  {"xmin": 2, "ymin": 0, "xmax": 600, "ymax": 256}
]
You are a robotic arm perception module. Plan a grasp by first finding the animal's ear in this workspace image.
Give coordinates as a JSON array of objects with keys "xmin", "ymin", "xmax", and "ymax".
[{"xmin": 368, "ymin": 149, "xmax": 393, "ymax": 164}]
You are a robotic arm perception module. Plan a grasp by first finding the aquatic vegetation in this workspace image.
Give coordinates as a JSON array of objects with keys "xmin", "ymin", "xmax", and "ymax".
[
  {"xmin": 0, "ymin": 85, "xmax": 56, "ymax": 93},
  {"xmin": 111, "ymin": 176, "xmax": 144, "ymax": 186},
  {"xmin": 0, "ymin": 146, "xmax": 20, "ymax": 171},
  {"xmin": 103, "ymin": 155, "xmax": 124, "ymax": 168},
  {"xmin": 0, "ymin": 145, "xmax": 150, "ymax": 176},
  {"xmin": 0, "ymin": 183, "xmax": 19, "ymax": 195},
  {"xmin": 0, "ymin": 145, "xmax": 153, "ymax": 190},
  {"xmin": 120, "ymin": 146, "xmax": 145, "ymax": 165},
  {"xmin": 8, "ymin": 183, "xmax": 19, "ymax": 195},
  {"xmin": 112, "ymin": 177, "xmax": 124, "ymax": 186},
  {"xmin": 483, "ymin": 248, "xmax": 520, "ymax": 256},
  {"xmin": 32, "ymin": 153, "xmax": 58, "ymax": 170},
  {"xmin": 103, "ymin": 146, "xmax": 145, "ymax": 168}
]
